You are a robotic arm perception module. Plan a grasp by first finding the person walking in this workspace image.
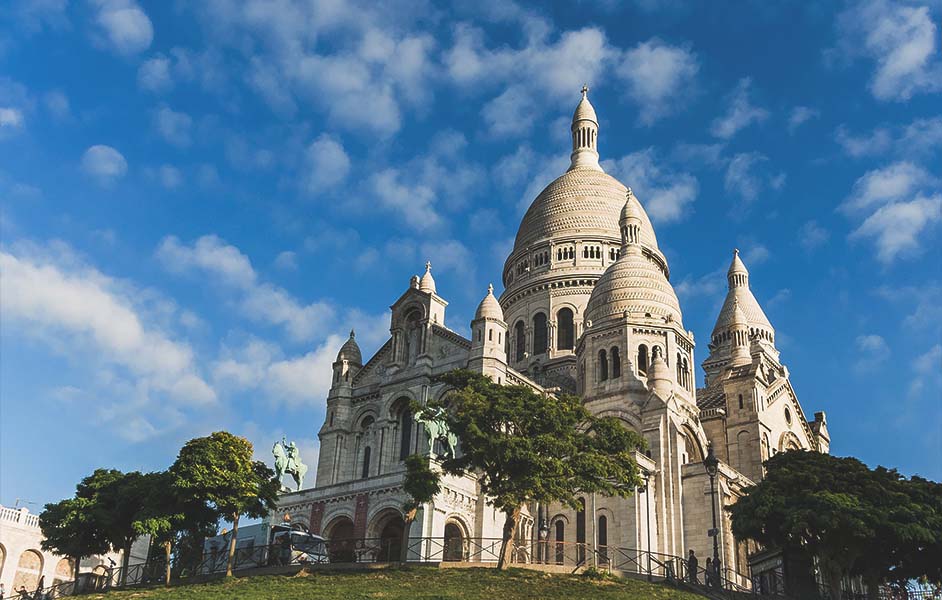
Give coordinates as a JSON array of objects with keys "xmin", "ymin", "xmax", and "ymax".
[
  {"xmin": 687, "ymin": 549, "xmax": 699, "ymax": 584},
  {"xmin": 705, "ymin": 558, "xmax": 713, "ymax": 587}
]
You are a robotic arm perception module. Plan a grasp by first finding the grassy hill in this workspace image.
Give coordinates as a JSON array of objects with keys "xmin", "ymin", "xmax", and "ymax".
[{"xmin": 87, "ymin": 567, "xmax": 706, "ymax": 600}]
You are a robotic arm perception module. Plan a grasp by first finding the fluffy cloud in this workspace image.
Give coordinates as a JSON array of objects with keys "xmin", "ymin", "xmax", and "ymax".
[
  {"xmin": 304, "ymin": 134, "xmax": 351, "ymax": 191},
  {"xmin": 723, "ymin": 152, "xmax": 779, "ymax": 202},
  {"xmin": 604, "ymin": 148, "xmax": 698, "ymax": 223},
  {"xmin": 842, "ymin": 162, "xmax": 941, "ymax": 263},
  {"xmin": 158, "ymin": 164, "xmax": 182, "ymax": 189},
  {"xmin": 616, "ymin": 38, "xmax": 698, "ymax": 125},
  {"xmin": 798, "ymin": 220, "xmax": 829, "ymax": 252},
  {"xmin": 43, "ymin": 90, "xmax": 70, "ymax": 119},
  {"xmin": 834, "ymin": 0, "xmax": 942, "ymax": 101},
  {"xmin": 787, "ymin": 106, "xmax": 819, "ymax": 133},
  {"xmin": 81, "ymin": 144, "xmax": 127, "ymax": 184},
  {"xmin": 154, "ymin": 106, "xmax": 192, "ymax": 147},
  {"xmin": 138, "ymin": 55, "xmax": 172, "ymax": 92},
  {"xmin": 156, "ymin": 235, "xmax": 335, "ymax": 341},
  {"xmin": 710, "ymin": 78, "xmax": 769, "ymax": 139},
  {"xmin": 0, "ymin": 244, "xmax": 215, "ymax": 429},
  {"xmin": 0, "ymin": 107, "xmax": 25, "ymax": 130},
  {"xmin": 835, "ymin": 117, "xmax": 942, "ymax": 159},
  {"xmin": 91, "ymin": 0, "xmax": 154, "ymax": 55},
  {"xmin": 855, "ymin": 333, "xmax": 889, "ymax": 371}
]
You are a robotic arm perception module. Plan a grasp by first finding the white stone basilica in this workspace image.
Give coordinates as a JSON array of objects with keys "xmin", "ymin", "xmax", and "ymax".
[{"xmin": 275, "ymin": 89, "xmax": 831, "ymax": 579}]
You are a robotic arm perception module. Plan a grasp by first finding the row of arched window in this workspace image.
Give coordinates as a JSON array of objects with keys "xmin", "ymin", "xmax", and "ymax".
[
  {"xmin": 512, "ymin": 308, "xmax": 576, "ymax": 361},
  {"xmin": 514, "ymin": 259, "xmax": 529, "ymax": 276},
  {"xmin": 556, "ymin": 247, "xmax": 575, "ymax": 261},
  {"xmin": 675, "ymin": 352, "xmax": 691, "ymax": 390},
  {"xmin": 551, "ymin": 498, "xmax": 607, "ymax": 565},
  {"xmin": 583, "ymin": 245, "xmax": 602, "ymax": 259},
  {"xmin": 597, "ymin": 347, "xmax": 622, "ymax": 381},
  {"xmin": 574, "ymin": 126, "xmax": 596, "ymax": 150},
  {"xmin": 712, "ymin": 327, "xmax": 774, "ymax": 346},
  {"xmin": 608, "ymin": 248, "xmax": 620, "ymax": 261},
  {"xmin": 533, "ymin": 251, "xmax": 549, "ymax": 267}
]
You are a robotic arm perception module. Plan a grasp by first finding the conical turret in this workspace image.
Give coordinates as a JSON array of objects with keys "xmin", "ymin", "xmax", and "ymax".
[{"xmin": 569, "ymin": 85, "xmax": 602, "ymax": 172}]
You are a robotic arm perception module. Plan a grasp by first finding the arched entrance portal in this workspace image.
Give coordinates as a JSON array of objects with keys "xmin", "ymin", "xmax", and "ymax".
[
  {"xmin": 325, "ymin": 517, "xmax": 356, "ymax": 563},
  {"xmin": 443, "ymin": 522, "xmax": 465, "ymax": 561},
  {"xmin": 378, "ymin": 518, "xmax": 404, "ymax": 562}
]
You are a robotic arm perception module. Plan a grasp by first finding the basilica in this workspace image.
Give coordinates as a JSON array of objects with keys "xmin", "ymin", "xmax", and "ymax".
[{"xmin": 274, "ymin": 89, "xmax": 830, "ymax": 582}]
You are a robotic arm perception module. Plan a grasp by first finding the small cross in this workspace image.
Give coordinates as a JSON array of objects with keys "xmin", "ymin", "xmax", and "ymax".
[
  {"xmin": 488, "ymin": 283, "xmax": 494, "ymax": 294},
  {"xmin": 581, "ymin": 84, "xmax": 589, "ymax": 97},
  {"xmin": 425, "ymin": 261, "xmax": 432, "ymax": 271}
]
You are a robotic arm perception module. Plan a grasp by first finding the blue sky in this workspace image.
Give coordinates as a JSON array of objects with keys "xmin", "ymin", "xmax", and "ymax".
[{"xmin": 1, "ymin": 0, "xmax": 940, "ymax": 509}]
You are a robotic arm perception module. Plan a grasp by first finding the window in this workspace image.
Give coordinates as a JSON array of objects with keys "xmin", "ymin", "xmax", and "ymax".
[
  {"xmin": 738, "ymin": 394, "xmax": 744, "ymax": 409},
  {"xmin": 399, "ymin": 406, "xmax": 413, "ymax": 460},
  {"xmin": 598, "ymin": 349, "xmax": 608, "ymax": 381},
  {"xmin": 598, "ymin": 515, "xmax": 608, "ymax": 562},
  {"xmin": 784, "ymin": 406, "xmax": 792, "ymax": 425},
  {"xmin": 638, "ymin": 345, "xmax": 648, "ymax": 374},
  {"xmin": 611, "ymin": 346, "xmax": 621, "ymax": 378},
  {"xmin": 557, "ymin": 308, "xmax": 574, "ymax": 350},
  {"xmin": 514, "ymin": 321, "xmax": 526, "ymax": 361},
  {"xmin": 682, "ymin": 357, "xmax": 690, "ymax": 389},
  {"xmin": 533, "ymin": 313, "xmax": 548, "ymax": 355},
  {"xmin": 488, "ymin": 329, "xmax": 493, "ymax": 342},
  {"xmin": 554, "ymin": 521, "xmax": 565, "ymax": 564},
  {"xmin": 361, "ymin": 446, "xmax": 371, "ymax": 479}
]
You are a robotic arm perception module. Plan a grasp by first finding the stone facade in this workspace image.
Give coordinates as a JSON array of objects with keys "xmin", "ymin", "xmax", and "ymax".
[{"xmin": 274, "ymin": 89, "xmax": 829, "ymax": 578}]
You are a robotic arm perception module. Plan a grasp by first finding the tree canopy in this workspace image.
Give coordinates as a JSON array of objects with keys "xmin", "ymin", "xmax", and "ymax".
[
  {"xmin": 40, "ymin": 496, "xmax": 110, "ymax": 583},
  {"xmin": 429, "ymin": 370, "xmax": 647, "ymax": 568},
  {"xmin": 728, "ymin": 450, "xmax": 942, "ymax": 599}
]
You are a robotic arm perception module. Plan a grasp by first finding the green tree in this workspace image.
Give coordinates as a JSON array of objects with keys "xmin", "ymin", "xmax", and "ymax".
[
  {"xmin": 431, "ymin": 370, "xmax": 646, "ymax": 569},
  {"xmin": 77, "ymin": 469, "xmax": 151, "ymax": 585},
  {"xmin": 400, "ymin": 454, "xmax": 442, "ymax": 563},
  {"xmin": 39, "ymin": 496, "xmax": 110, "ymax": 590},
  {"xmin": 169, "ymin": 431, "xmax": 279, "ymax": 576},
  {"xmin": 728, "ymin": 451, "xmax": 942, "ymax": 600}
]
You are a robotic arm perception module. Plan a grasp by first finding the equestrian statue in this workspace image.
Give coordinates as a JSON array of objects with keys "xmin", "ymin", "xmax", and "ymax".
[
  {"xmin": 416, "ymin": 406, "xmax": 458, "ymax": 459},
  {"xmin": 273, "ymin": 437, "xmax": 308, "ymax": 492}
]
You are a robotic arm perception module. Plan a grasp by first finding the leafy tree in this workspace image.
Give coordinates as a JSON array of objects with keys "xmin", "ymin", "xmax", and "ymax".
[
  {"xmin": 132, "ymin": 471, "xmax": 217, "ymax": 586},
  {"xmin": 430, "ymin": 370, "xmax": 646, "ymax": 569},
  {"xmin": 728, "ymin": 451, "xmax": 942, "ymax": 600},
  {"xmin": 68, "ymin": 469, "xmax": 151, "ymax": 586},
  {"xmin": 400, "ymin": 454, "xmax": 442, "ymax": 563},
  {"xmin": 170, "ymin": 431, "xmax": 279, "ymax": 576},
  {"xmin": 40, "ymin": 496, "xmax": 110, "ymax": 587}
]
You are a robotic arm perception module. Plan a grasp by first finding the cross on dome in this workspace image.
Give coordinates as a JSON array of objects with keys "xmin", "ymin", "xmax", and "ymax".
[{"xmin": 581, "ymin": 84, "xmax": 589, "ymax": 97}]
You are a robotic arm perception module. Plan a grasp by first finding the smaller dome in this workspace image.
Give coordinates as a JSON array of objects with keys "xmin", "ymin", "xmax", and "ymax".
[
  {"xmin": 620, "ymin": 189, "xmax": 644, "ymax": 224},
  {"xmin": 572, "ymin": 85, "xmax": 598, "ymax": 124},
  {"xmin": 584, "ymin": 252, "xmax": 683, "ymax": 326},
  {"xmin": 418, "ymin": 261, "xmax": 436, "ymax": 294},
  {"xmin": 647, "ymin": 346, "xmax": 672, "ymax": 395},
  {"xmin": 337, "ymin": 330, "xmax": 362, "ymax": 364},
  {"xmin": 474, "ymin": 284, "xmax": 503, "ymax": 321}
]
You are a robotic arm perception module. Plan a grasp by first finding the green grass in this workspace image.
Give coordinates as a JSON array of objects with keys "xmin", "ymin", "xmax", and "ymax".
[{"xmin": 87, "ymin": 567, "xmax": 705, "ymax": 600}]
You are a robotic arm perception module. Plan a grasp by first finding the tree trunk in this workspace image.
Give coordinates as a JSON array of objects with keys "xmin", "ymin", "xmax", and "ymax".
[
  {"xmin": 400, "ymin": 507, "xmax": 418, "ymax": 564},
  {"xmin": 120, "ymin": 539, "xmax": 132, "ymax": 586},
  {"xmin": 826, "ymin": 560, "xmax": 843, "ymax": 600},
  {"xmin": 226, "ymin": 513, "xmax": 240, "ymax": 577},
  {"xmin": 164, "ymin": 541, "xmax": 172, "ymax": 587},
  {"xmin": 72, "ymin": 555, "xmax": 82, "ymax": 595},
  {"xmin": 496, "ymin": 506, "xmax": 522, "ymax": 570}
]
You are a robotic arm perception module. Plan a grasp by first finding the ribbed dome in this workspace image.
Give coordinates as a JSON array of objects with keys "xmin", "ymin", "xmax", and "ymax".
[
  {"xmin": 512, "ymin": 169, "xmax": 660, "ymax": 253},
  {"xmin": 474, "ymin": 284, "xmax": 503, "ymax": 321},
  {"xmin": 337, "ymin": 330, "xmax": 362, "ymax": 364},
  {"xmin": 584, "ymin": 252, "xmax": 683, "ymax": 326},
  {"xmin": 573, "ymin": 94, "xmax": 598, "ymax": 124},
  {"xmin": 711, "ymin": 250, "xmax": 773, "ymax": 338}
]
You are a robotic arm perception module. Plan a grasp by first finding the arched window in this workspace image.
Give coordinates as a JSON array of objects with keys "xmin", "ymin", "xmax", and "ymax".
[
  {"xmin": 638, "ymin": 345, "xmax": 648, "ymax": 374},
  {"xmin": 399, "ymin": 406, "xmax": 413, "ymax": 460},
  {"xmin": 514, "ymin": 321, "xmax": 526, "ymax": 362},
  {"xmin": 611, "ymin": 346, "xmax": 621, "ymax": 378},
  {"xmin": 598, "ymin": 349, "xmax": 608, "ymax": 381},
  {"xmin": 557, "ymin": 308, "xmax": 574, "ymax": 350},
  {"xmin": 676, "ymin": 353, "xmax": 683, "ymax": 384},
  {"xmin": 488, "ymin": 328, "xmax": 493, "ymax": 342},
  {"xmin": 738, "ymin": 394, "xmax": 744, "ymax": 409},
  {"xmin": 361, "ymin": 446, "xmax": 371, "ymax": 479},
  {"xmin": 583, "ymin": 246, "xmax": 589, "ymax": 259},
  {"xmin": 682, "ymin": 357, "xmax": 689, "ymax": 389},
  {"xmin": 598, "ymin": 515, "xmax": 608, "ymax": 563},
  {"xmin": 554, "ymin": 521, "xmax": 565, "ymax": 564},
  {"xmin": 533, "ymin": 313, "xmax": 548, "ymax": 355}
]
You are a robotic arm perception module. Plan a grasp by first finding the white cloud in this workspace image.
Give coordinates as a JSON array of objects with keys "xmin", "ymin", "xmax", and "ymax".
[
  {"xmin": 799, "ymin": 220, "xmax": 829, "ymax": 252},
  {"xmin": 724, "ymin": 152, "xmax": 768, "ymax": 202},
  {"xmin": 138, "ymin": 55, "xmax": 172, "ymax": 92},
  {"xmin": 787, "ymin": 106, "xmax": 819, "ymax": 133},
  {"xmin": 156, "ymin": 235, "xmax": 336, "ymax": 342},
  {"xmin": 710, "ymin": 78, "xmax": 769, "ymax": 139},
  {"xmin": 742, "ymin": 244, "xmax": 770, "ymax": 265},
  {"xmin": 0, "ymin": 107, "xmax": 25, "ymax": 130},
  {"xmin": 674, "ymin": 267, "xmax": 725, "ymax": 301},
  {"xmin": 0, "ymin": 245, "xmax": 215, "ymax": 413},
  {"xmin": 274, "ymin": 250, "xmax": 298, "ymax": 271},
  {"xmin": 850, "ymin": 193, "xmax": 942, "ymax": 263},
  {"xmin": 835, "ymin": 0, "xmax": 942, "ymax": 101},
  {"xmin": 836, "ymin": 117, "xmax": 942, "ymax": 159},
  {"xmin": 304, "ymin": 134, "xmax": 350, "ymax": 191},
  {"xmin": 604, "ymin": 148, "xmax": 698, "ymax": 223},
  {"xmin": 154, "ymin": 106, "xmax": 192, "ymax": 147},
  {"xmin": 482, "ymin": 85, "xmax": 537, "ymax": 136},
  {"xmin": 159, "ymin": 164, "xmax": 182, "ymax": 189},
  {"xmin": 841, "ymin": 162, "xmax": 935, "ymax": 213},
  {"xmin": 369, "ymin": 169, "xmax": 442, "ymax": 231},
  {"xmin": 43, "ymin": 90, "xmax": 70, "ymax": 119},
  {"xmin": 855, "ymin": 333, "xmax": 889, "ymax": 371},
  {"xmin": 91, "ymin": 0, "xmax": 154, "ymax": 55},
  {"xmin": 81, "ymin": 144, "xmax": 127, "ymax": 185},
  {"xmin": 616, "ymin": 38, "xmax": 698, "ymax": 125}
]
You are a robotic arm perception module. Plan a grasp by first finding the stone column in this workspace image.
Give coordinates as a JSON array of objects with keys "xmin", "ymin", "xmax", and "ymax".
[
  {"xmin": 353, "ymin": 494, "xmax": 369, "ymax": 539},
  {"xmin": 309, "ymin": 502, "xmax": 325, "ymax": 535}
]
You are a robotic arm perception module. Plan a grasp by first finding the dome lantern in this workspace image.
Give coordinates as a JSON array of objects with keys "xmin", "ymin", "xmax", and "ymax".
[
  {"xmin": 620, "ymin": 188, "xmax": 644, "ymax": 255},
  {"xmin": 569, "ymin": 85, "xmax": 602, "ymax": 172}
]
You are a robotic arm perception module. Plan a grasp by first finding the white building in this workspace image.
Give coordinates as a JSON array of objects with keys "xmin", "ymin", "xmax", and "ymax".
[{"xmin": 274, "ymin": 89, "xmax": 829, "ymax": 578}]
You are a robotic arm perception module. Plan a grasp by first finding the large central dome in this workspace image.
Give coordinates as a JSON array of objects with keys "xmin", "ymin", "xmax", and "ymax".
[{"xmin": 513, "ymin": 168, "xmax": 659, "ymax": 252}]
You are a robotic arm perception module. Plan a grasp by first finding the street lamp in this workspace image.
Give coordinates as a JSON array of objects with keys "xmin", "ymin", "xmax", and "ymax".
[
  {"xmin": 703, "ymin": 443, "xmax": 721, "ymax": 585},
  {"xmin": 637, "ymin": 471, "xmax": 652, "ymax": 581},
  {"xmin": 538, "ymin": 518, "xmax": 549, "ymax": 564}
]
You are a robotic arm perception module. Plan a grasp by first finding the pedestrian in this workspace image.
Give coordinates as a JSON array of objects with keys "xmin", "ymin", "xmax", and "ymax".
[
  {"xmin": 17, "ymin": 587, "xmax": 29, "ymax": 600},
  {"xmin": 705, "ymin": 557, "xmax": 712, "ymax": 587},
  {"xmin": 687, "ymin": 549, "xmax": 699, "ymax": 584},
  {"xmin": 712, "ymin": 558, "xmax": 722, "ymax": 588}
]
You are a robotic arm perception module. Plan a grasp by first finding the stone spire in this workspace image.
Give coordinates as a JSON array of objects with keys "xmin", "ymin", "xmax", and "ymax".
[
  {"xmin": 728, "ymin": 298, "xmax": 752, "ymax": 366},
  {"xmin": 728, "ymin": 248, "xmax": 749, "ymax": 289},
  {"xmin": 418, "ymin": 261, "xmax": 436, "ymax": 294},
  {"xmin": 474, "ymin": 283, "xmax": 504, "ymax": 321},
  {"xmin": 619, "ymin": 188, "xmax": 644, "ymax": 255},
  {"xmin": 569, "ymin": 85, "xmax": 602, "ymax": 172}
]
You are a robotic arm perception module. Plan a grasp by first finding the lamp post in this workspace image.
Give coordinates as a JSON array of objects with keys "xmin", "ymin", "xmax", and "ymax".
[
  {"xmin": 538, "ymin": 518, "xmax": 549, "ymax": 564},
  {"xmin": 704, "ymin": 443, "xmax": 721, "ymax": 586}
]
